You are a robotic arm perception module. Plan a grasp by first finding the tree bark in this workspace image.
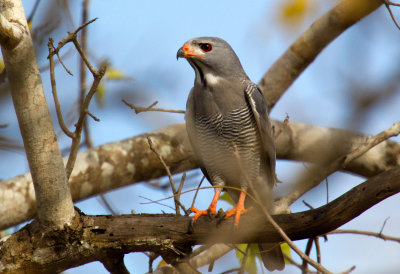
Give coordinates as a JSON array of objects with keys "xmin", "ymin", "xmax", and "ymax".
[
  {"xmin": 0, "ymin": 0, "xmax": 74, "ymax": 226},
  {"xmin": 1, "ymin": 166, "xmax": 399, "ymax": 273},
  {"xmin": 1, "ymin": 121, "xmax": 400, "ymax": 230}
]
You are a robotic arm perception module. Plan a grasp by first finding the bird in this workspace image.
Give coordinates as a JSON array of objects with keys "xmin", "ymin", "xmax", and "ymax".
[{"xmin": 177, "ymin": 37, "xmax": 284, "ymax": 271}]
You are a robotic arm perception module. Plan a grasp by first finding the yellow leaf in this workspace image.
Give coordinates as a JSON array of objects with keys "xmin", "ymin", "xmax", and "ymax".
[
  {"xmin": 96, "ymin": 82, "xmax": 106, "ymax": 108},
  {"xmin": 0, "ymin": 59, "xmax": 4, "ymax": 73},
  {"xmin": 105, "ymin": 67, "xmax": 129, "ymax": 80},
  {"xmin": 235, "ymin": 244, "xmax": 258, "ymax": 274},
  {"xmin": 28, "ymin": 21, "xmax": 33, "ymax": 30},
  {"xmin": 156, "ymin": 259, "xmax": 167, "ymax": 269},
  {"xmin": 219, "ymin": 192, "xmax": 234, "ymax": 205},
  {"xmin": 281, "ymin": 242, "xmax": 292, "ymax": 264},
  {"xmin": 282, "ymin": 0, "xmax": 308, "ymax": 19}
]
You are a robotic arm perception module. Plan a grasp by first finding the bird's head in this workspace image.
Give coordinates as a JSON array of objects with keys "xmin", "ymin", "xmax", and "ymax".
[{"xmin": 177, "ymin": 37, "xmax": 247, "ymax": 82}]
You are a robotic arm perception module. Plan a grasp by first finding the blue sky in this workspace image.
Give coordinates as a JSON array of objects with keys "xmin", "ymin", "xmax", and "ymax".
[{"xmin": 2, "ymin": 0, "xmax": 400, "ymax": 273}]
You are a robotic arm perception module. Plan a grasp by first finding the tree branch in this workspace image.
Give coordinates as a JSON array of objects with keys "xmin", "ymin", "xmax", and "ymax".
[
  {"xmin": 0, "ymin": 0, "xmax": 74, "ymax": 227},
  {"xmin": 1, "ymin": 166, "xmax": 399, "ymax": 272},
  {"xmin": 1, "ymin": 121, "xmax": 400, "ymax": 230},
  {"xmin": 258, "ymin": 0, "xmax": 382, "ymax": 110}
]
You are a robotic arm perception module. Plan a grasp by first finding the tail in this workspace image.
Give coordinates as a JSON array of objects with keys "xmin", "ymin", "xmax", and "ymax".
[{"xmin": 259, "ymin": 243, "xmax": 285, "ymax": 271}]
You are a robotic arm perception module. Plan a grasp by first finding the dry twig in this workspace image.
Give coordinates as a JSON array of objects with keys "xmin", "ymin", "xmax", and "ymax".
[
  {"xmin": 47, "ymin": 18, "xmax": 107, "ymax": 179},
  {"xmin": 122, "ymin": 99, "xmax": 185, "ymax": 114}
]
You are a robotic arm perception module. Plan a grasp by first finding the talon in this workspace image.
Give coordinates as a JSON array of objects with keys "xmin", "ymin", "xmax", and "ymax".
[
  {"xmin": 223, "ymin": 191, "xmax": 252, "ymax": 227},
  {"xmin": 190, "ymin": 190, "xmax": 221, "ymax": 223}
]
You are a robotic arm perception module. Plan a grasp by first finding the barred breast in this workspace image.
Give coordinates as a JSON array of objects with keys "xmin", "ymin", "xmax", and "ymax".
[{"xmin": 194, "ymin": 105, "xmax": 262, "ymax": 186}]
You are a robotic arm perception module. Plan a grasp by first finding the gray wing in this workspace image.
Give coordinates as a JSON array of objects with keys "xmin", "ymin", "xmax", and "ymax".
[{"xmin": 244, "ymin": 83, "xmax": 276, "ymax": 186}]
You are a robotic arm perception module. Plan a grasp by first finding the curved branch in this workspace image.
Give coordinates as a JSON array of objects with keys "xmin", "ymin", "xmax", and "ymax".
[
  {"xmin": 258, "ymin": 0, "xmax": 382, "ymax": 110},
  {"xmin": 1, "ymin": 121, "xmax": 400, "ymax": 230},
  {"xmin": 1, "ymin": 167, "xmax": 399, "ymax": 273}
]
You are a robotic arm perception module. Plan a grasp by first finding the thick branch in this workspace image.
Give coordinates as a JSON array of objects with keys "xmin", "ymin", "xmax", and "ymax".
[
  {"xmin": 1, "ymin": 121, "xmax": 400, "ymax": 230},
  {"xmin": 1, "ymin": 167, "xmax": 399, "ymax": 273},
  {"xmin": 259, "ymin": 0, "xmax": 382, "ymax": 110},
  {"xmin": 0, "ymin": 0, "xmax": 74, "ymax": 226}
]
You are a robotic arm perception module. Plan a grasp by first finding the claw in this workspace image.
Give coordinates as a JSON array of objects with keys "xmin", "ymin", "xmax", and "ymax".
[
  {"xmin": 190, "ymin": 190, "xmax": 221, "ymax": 223},
  {"xmin": 224, "ymin": 191, "xmax": 253, "ymax": 227}
]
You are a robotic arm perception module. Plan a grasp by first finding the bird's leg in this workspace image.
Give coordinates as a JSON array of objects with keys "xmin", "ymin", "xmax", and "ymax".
[
  {"xmin": 190, "ymin": 189, "xmax": 221, "ymax": 222},
  {"xmin": 224, "ymin": 191, "xmax": 253, "ymax": 227}
]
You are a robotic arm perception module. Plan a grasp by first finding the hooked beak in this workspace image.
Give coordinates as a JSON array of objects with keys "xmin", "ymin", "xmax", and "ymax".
[{"xmin": 176, "ymin": 43, "xmax": 203, "ymax": 60}]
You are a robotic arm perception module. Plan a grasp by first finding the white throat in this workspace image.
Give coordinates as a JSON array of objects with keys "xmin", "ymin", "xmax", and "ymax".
[{"xmin": 204, "ymin": 73, "xmax": 221, "ymax": 85}]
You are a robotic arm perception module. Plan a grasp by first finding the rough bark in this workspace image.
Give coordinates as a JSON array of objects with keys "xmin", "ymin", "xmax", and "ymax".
[
  {"xmin": 1, "ymin": 121, "xmax": 400, "ymax": 230},
  {"xmin": 0, "ymin": 0, "xmax": 74, "ymax": 226},
  {"xmin": 1, "ymin": 167, "xmax": 399, "ymax": 273}
]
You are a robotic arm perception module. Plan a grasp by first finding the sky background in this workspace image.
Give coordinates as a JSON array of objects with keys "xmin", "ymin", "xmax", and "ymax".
[{"xmin": 1, "ymin": 0, "xmax": 400, "ymax": 273}]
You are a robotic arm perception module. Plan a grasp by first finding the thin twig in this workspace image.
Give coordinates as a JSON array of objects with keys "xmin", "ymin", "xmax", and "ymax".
[
  {"xmin": 328, "ymin": 229, "xmax": 400, "ymax": 243},
  {"xmin": 190, "ymin": 176, "xmax": 206, "ymax": 212},
  {"xmin": 274, "ymin": 114, "xmax": 289, "ymax": 139},
  {"xmin": 27, "ymin": 0, "xmax": 41, "ymax": 23},
  {"xmin": 147, "ymin": 136, "xmax": 180, "ymax": 215},
  {"xmin": 98, "ymin": 194, "xmax": 117, "ymax": 215},
  {"xmin": 85, "ymin": 109, "xmax": 100, "ymax": 122},
  {"xmin": 379, "ymin": 217, "xmax": 390, "ymax": 234},
  {"xmin": 175, "ymin": 173, "xmax": 188, "ymax": 215},
  {"xmin": 239, "ymin": 244, "xmax": 251, "ymax": 274},
  {"xmin": 56, "ymin": 50, "xmax": 73, "ymax": 75},
  {"xmin": 47, "ymin": 38, "xmax": 75, "ymax": 138},
  {"xmin": 139, "ymin": 195, "xmax": 176, "ymax": 211},
  {"xmin": 302, "ymin": 238, "xmax": 314, "ymax": 274},
  {"xmin": 122, "ymin": 99, "xmax": 185, "ymax": 114},
  {"xmin": 284, "ymin": 253, "xmax": 317, "ymax": 273},
  {"xmin": 65, "ymin": 65, "xmax": 106, "ymax": 179},
  {"xmin": 315, "ymin": 237, "xmax": 321, "ymax": 265},
  {"xmin": 384, "ymin": 0, "xmax": 400, "ymax": 31},
  {"xmin": 49, "ymin": 18, "xmax": 97, "ymax": 57}
]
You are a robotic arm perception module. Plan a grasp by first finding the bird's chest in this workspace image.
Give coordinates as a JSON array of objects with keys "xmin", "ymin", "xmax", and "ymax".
[{"xmin": 194, "ymin": 107, "xmax": 262, "ymax": 179}]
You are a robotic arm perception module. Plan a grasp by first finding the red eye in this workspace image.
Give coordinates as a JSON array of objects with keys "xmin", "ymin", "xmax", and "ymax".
[{"xmin": 200, "ymin": 43, "xmax": 212, "ymax": 52}]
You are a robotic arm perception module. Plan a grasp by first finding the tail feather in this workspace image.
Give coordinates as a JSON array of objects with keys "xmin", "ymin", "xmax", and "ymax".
[{"xmin": 259, "ymin": 243, "xmax": 285, "ymax": 271}]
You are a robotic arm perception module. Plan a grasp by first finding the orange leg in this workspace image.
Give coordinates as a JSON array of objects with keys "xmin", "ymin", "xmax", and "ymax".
[
  {"xmin": 224, "ymin": 191, "xmax": 253, "ymax": 227},
  {"xmin": 190, "ymin": 189, "xmax": 221, "ymax": 222}
]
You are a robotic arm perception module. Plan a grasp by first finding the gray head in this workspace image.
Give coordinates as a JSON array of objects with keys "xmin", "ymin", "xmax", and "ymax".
[{"xmin": 177, "ymin": 37, "xmax": 248, "ymax": 84}]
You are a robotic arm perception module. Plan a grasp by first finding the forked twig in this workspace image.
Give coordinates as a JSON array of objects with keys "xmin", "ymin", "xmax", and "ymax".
[{"xmin": 122, "ymin": 99, "xmax": 185, "ymax": 114}]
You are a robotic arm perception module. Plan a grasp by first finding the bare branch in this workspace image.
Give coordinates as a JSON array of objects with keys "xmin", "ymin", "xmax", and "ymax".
[
  {"xmin": 277, "ymin": 121, "xmax": 400, "ymax": 210},
  {"xmin": 48, "ymin": 38, "xmax": 75, "ymax": 138},
  {"xmin": 2, "ymin": 165, "xmax": 399, "ymax": 272},
  {"xmin": 259, "ymin": 0, "xmax": 382, "ymax": 110},
  {"xmin": 328, "ymin": 229, "xmax": 400, "ymax": 243},
  {"xmin": 2, "ymin": 120, "xmax": 400, "ymax": 230},
  {"xmin": 122, "ymin": 99, "xmax": 185, "ymax": 114}
]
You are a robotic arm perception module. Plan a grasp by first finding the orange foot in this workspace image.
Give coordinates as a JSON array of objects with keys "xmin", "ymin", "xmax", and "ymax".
[
  {"xmin": 224, "ymin": 191, "xmax": 253, "ymax": 227},
  {"xmin": 190, "ymin": 190, "xmax": 221, "ymax": 222}
]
